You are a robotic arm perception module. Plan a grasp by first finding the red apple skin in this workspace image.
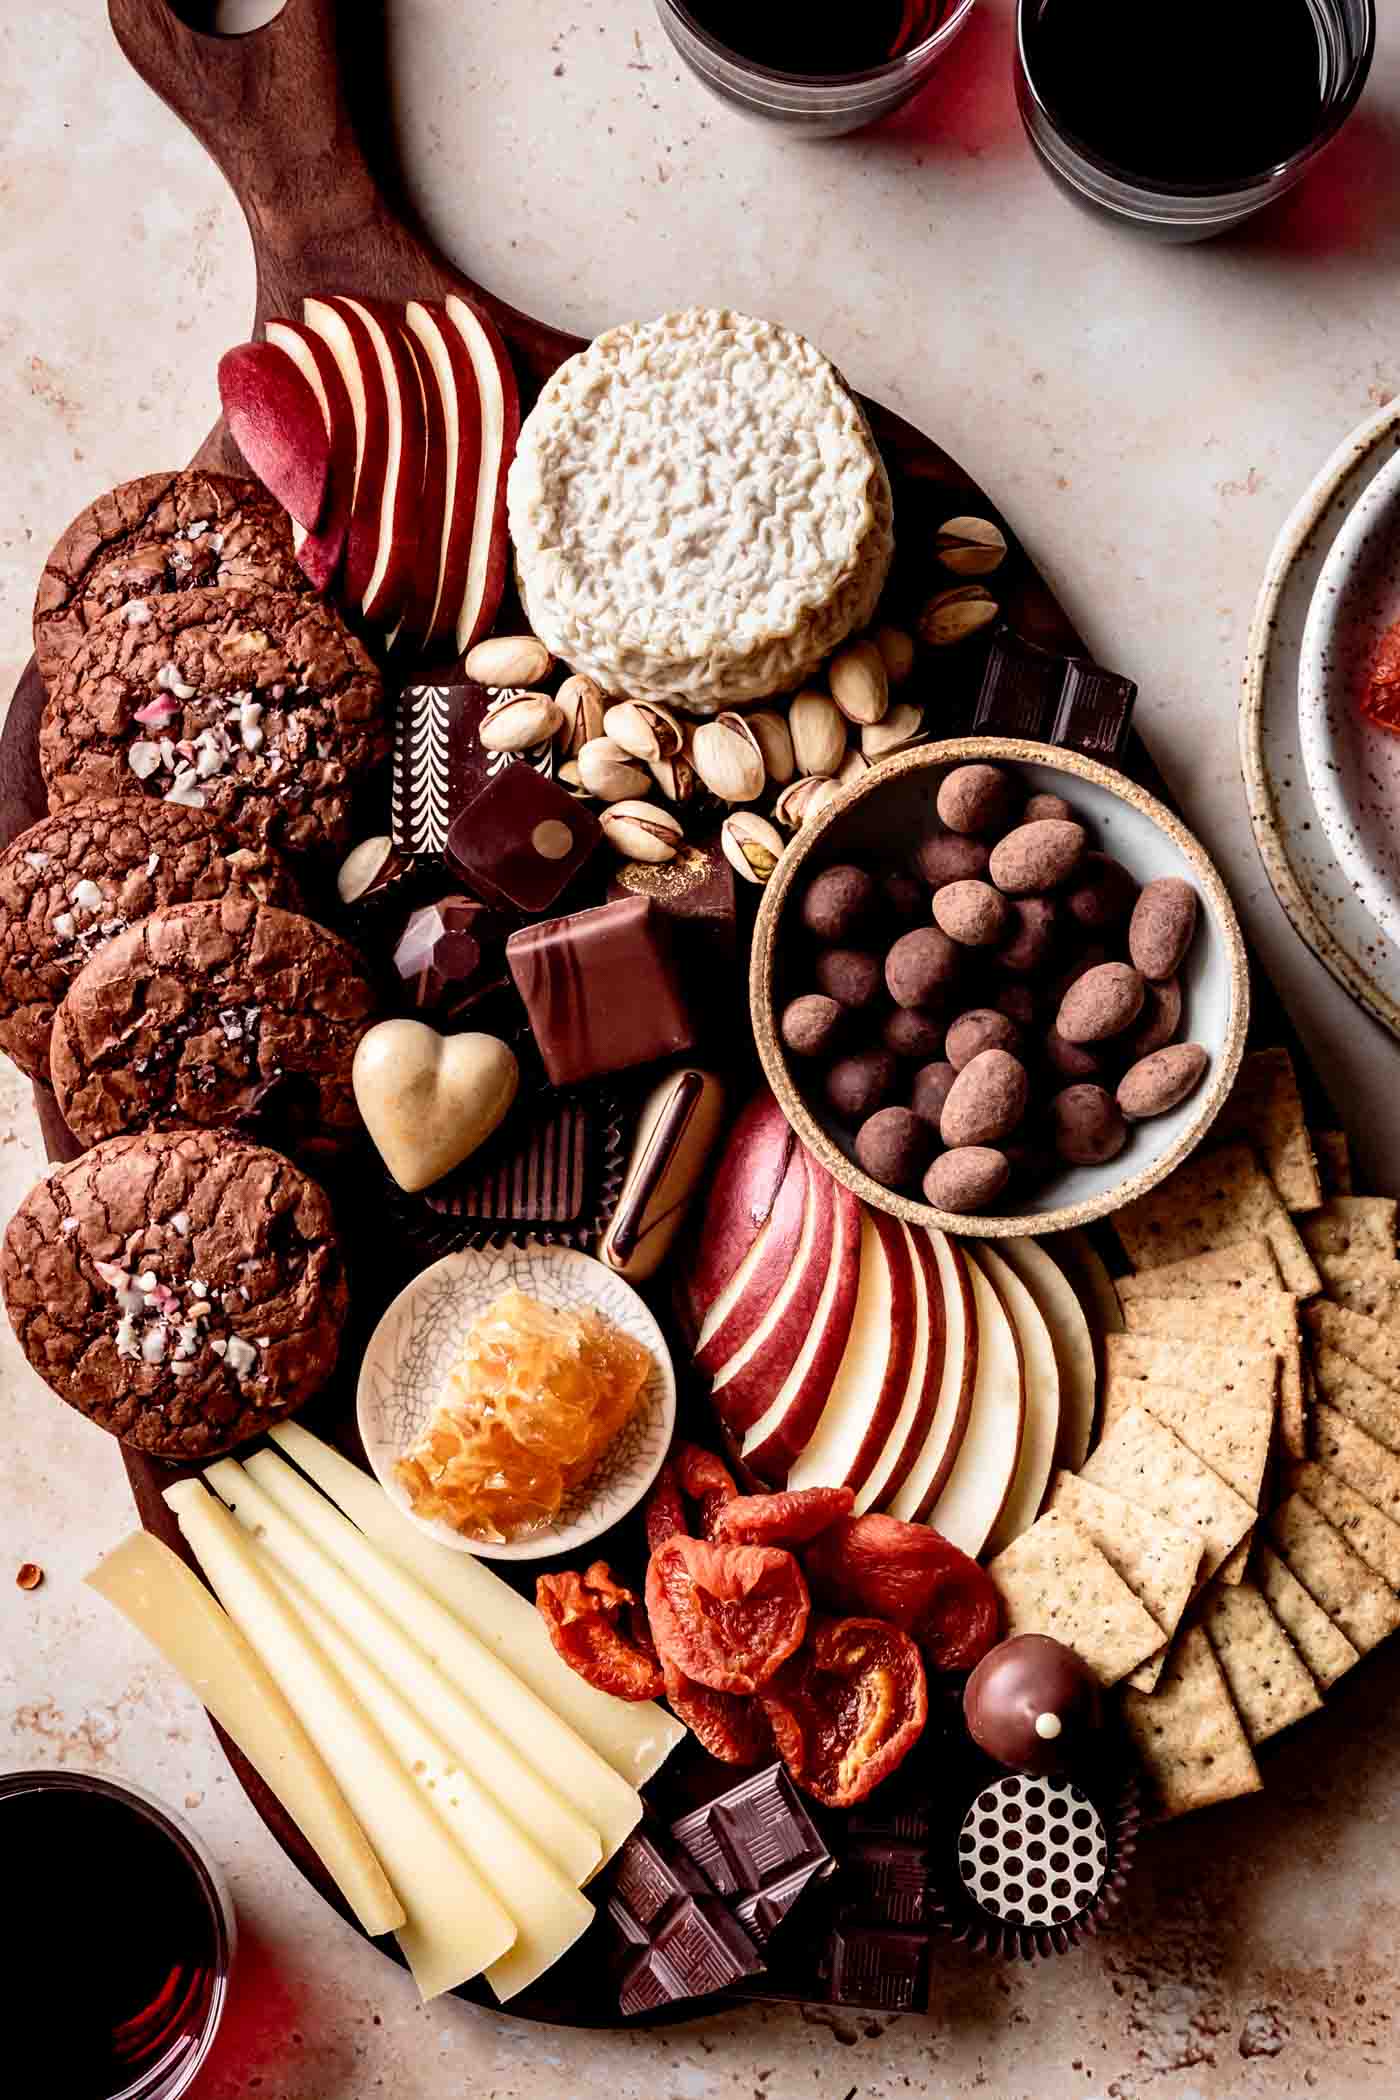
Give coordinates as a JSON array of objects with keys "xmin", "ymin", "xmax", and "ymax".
[
  {"xmin": 903, "ymin": 1235, "xmax": 978, "ymax": 1521},
  {"xmin": 218, "ymin": 341, "xmax": 329, "ymax": 533},
  {"xmin": 696, "ymin": 1143, "xmax": 809, "ymax": 1376},
  {"xmin": 682, "ymin": 1091, "xmax": 795, "ymax": 1330},
  {"xmin": 865, "ymin": 1223, "xmax": 948, "ymax": 1512},
  {"xmin": 403, "ymin": 300, "xmax": 484, "ymax": 658},
  {"xmin": 710, "ymin": 1157, "xmax": 838, "ymax": 1438},
  {"xmin": 444, "ymin": 291, "xmax": 521, "ymax": 654},
  {"xmin": 331, "ymin": 295, "xmax": 425, "ymax": 626},
  {"xmin": 740, "ymin": 1180, "xmax": 862, "ymax": 1483},
  {"xmin": 264, "ymin": 318, "xmax": 355, "ymax": 592}
]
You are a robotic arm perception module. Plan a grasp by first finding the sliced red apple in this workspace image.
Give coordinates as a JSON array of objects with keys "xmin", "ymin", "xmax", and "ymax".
[
  {"xmin": 393, "ymin": 321, "xmax": 449, "ymax": 649},
  {"xmin": 978, "ymin": 1245, "xmax": 1061, "ymax": 1556},
  {"xmin": 785, "ymin": 1208, "xmax": 915, "ymax": 1499},
  {"xmin": 888, "ymin": 1232, "xmax": 977, "ymax": 1524},
  {"xmin": 853, "ymin": 1221, "xmax": 944, "ymax": 1515},
  {"xmin": 403, "ymin": 300, "xmax": 484, "ymax": 652},
  {"xmin": 328, "ymin": 295, "xmax": 424, "ymax": 625},
  {"xmin": 264, "ymin": 318, "xmax": 356, "ymax": 591},
  {"xmin": 922, "ymin": 1254, "xmax": 1026, "ymax": 1559},
  {"xmin": 682, "ymin": 1091, "xmax": 795, "ymax": 1332},
  {"xmin": 696, "ymin": 1143, "xmax": 808, "ymax": 1377},
  {"xmin": 710, "ymin": 1158, "xmax": 841, "ymax": 1438},
  {"xmin": 444, "ymin": 291, "xmax": 520, "ymax": 654},
  {"xmin": 218, "ymin": 341, "xmax": 329, "ymax": 532},
  {"xmin": 301, "ymin": 294, "xmax": 387, "ymax": 607},
  {"xmin": 996, "ymin": 1237, "xmax": 1097, "ymax": 1473},
  {"xmin": 740, "ymin": 1183, "xmax": 862, "ymax": 1482}
]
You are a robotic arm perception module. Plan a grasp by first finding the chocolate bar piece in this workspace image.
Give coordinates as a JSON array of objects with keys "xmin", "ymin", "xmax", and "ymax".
[
  {"xmin": 606, "ymin": 835, "xmax": 737, "ymax": 969},
  {"xmin": 670, "ymin": 1764, "xmax": 831, "ymax": 1921},
  {"xmin": 393, "ymin": 678, "xmax": 553, "ymax": 856},
  {"xmin": 446, "ymin": 761, "xmax": 600, "ymax": 916},
  {"xmin": 826, "ymin": 1927, "xmax": 929, "ymax": 2012},
  {"xmin": 607, "ymin": 1829, "xmax": 761, "ymax": 2016},
  {"xmin": 506, "ymin": 895, "xmax": 696, "ymax": 1087},
  {"xmin": 973, "ymin": 629, "xmax": 1136, "ymax": 761}
]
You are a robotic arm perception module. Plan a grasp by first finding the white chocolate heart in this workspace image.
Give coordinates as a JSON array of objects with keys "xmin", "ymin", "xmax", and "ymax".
[{"xmin": 352, "ymin": 1020, "xmax": 519, "ymax": 1193}]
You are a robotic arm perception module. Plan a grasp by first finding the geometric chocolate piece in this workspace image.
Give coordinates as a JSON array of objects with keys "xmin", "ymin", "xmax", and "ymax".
[
  {"xmin": 607, "ymin": 834, "xmax": 738, "ymax": 972},
  {"xmin": 446, "ymin": 761, "xmax": 600, "ymax": 917},
  {"xmin": 670, "ymin": 1764, "xmax": 833, "ymax": 1949},
  {"xmin": 972, "ymin": 628, "xmax": 1136, "ymax": 763},
  {"xmin": 391, "ymin": 894, "xmax": 499, "ymax": 1019},
  {"xmin": 956, "ymin": 1774, "xmax": 1108, "ymax": 1929}
]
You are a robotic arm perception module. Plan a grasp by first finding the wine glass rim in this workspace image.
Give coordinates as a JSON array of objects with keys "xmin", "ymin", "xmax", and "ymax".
[
  {"xmin": 658, "ymin": 0, "xmax": 978, "ymax": 88},
  {"xmin": 1014, "ymin": 0, "xmax": 1376, "ymax": 201}
]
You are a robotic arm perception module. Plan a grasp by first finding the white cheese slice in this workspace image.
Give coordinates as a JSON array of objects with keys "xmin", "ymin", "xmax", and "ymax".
[
  {"xmin": 87, "ymin": 1530, "xmax": 403, "ymax": 1941},
  {"xmin": 163, "ymin": 1479, "xmax": 515, "ymax": 2001},
  {"xmin": 205, "ymin": 1459, "xmax": 602, "ymax": 1888},
  {"xmin": 268, "ymin": 1422, "xmax": 685, "ymax": 1787},
  {"xmin": 240, "ymin": 1448, "xmax": 645, "ymax": 1865},
  {"xmin": 261, "ymin": 1554, "xmax": 594, "ymax": 2003}
]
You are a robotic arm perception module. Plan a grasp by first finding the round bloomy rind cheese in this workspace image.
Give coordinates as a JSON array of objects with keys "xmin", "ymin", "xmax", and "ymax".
[{"xmin": 507, "ymin": 309, "xmax": 895, "ymax": 714}]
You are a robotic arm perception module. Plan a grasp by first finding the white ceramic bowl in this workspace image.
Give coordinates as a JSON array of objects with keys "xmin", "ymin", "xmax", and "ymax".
[
  {"xmin": 1298, "ymin": 442, "xmax": 1400, "ymax": 952},
  {"xmin": 356, "ymin": 1242, "xmax": 676, "ymax": 1560},
  {"xmin": 751, "ymin": 738, "xmax": 1249, "ymax": 1236}
]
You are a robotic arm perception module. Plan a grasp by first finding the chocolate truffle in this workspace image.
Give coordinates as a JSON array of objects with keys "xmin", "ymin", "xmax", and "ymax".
[
  {"xmin": 801, "ymin": 864, "xmax": 875, "ymax": 943},
  {"xmin": 963, "ymin": 1635, "xmax": 1103, "ymax": 1775}
]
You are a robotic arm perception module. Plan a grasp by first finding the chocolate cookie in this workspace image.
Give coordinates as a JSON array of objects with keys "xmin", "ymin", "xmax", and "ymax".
[
  {"xmin": 50, "ymin": 895, "xmax": 377, "ymax": 1157},
  {"xmin": 40, "ymin": 586, "xmax": 389, "ymax": 858},
  {"xmin": 0, "ymin": 800, "xmax": 300, "ymax": 1082},
  {"xmin": 2, "ymin": 1129, "xmax": 346, "ymax": 1457},
  {"xmin": 33, "ymin": 468, "xmax": 306, "ymax": 691}
]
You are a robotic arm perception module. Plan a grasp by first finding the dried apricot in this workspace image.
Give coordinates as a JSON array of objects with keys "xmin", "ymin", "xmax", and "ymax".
[
  {"xmin": 646, "ymin": 1536, "xmax": 810, "ymax": 1695},
  {"xmin": 661, "ymin": 1658, "xmax": 774, "ymax": 1766},
  {"xmin": 803, "ymin": 1514, "xmax": 1001, "ymax": 1674},
  {"xmin": 713, "ymin": 1486, "xmax": 854, "ymax": 1549},
  {"xmin": 673, "ymin": 1442, "xmax": 738, "ymax": 1540},
  {"xmin": 761, "ymin": 1615, "xmax": 928, "ymax": 1807},
  {"xmin": 536, "ymin": 1560, "xmax": 664, "ymax": 1702},
  {"xmin": 644, "ymin": 1458, "xmax": 688, "ymax": 1552}
]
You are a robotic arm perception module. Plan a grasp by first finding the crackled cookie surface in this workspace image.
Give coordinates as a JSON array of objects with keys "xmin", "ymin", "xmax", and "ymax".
[
  {"xmin": 2, "ymin": 1129, "xmax": 345, "ymax": 1458},
  {"xmin": 50, "ymin": 895, "xmax": 376, "ymax": 1155},
  {"xmin": 40, "ymin": 584, "xmax": 388, "ymax": 857}
]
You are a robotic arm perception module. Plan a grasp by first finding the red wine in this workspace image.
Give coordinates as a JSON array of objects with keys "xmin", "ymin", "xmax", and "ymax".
[
  {"xmin": 685, "ymin": 0, "xmax": 949, "ymax": 75},
  {"xmin": 5, "ymin": 1781, "xmax": 224, "ymax": 2097},
  {"xmin": 1023, "ymin": 0, "xmax": 1328, "ymax": 185}
]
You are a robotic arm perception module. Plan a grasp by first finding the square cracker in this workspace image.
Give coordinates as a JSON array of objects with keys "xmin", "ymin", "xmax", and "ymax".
[
  {"xmin": 1305, "ymin": 1300, "xmax": 1400, "ymax": 1393},
  {"xmin": 1286, "ymin": 1459, "xmax": 1400, "ymax": 1589},
  {"xmin": 1267, "ymin": 1495, "xmax": 1400, "ymax": 1653},
  {"xmin": 1112, "ymin": 1144, "xmax": 1320, "ymax": 1297},
  {"xmin": 1096, "ymin": 1378, "xmax": 1270, "ymax": 1532},
  {"xmin": 1317, "ymin": 1257, "xmax": 1400, "ymax": 1332},
  {"xmin": 1213, "ymin": 1048, "xmax": 1322, "ymax": 1212},
  {"xmin": 1254, "ymin": 1543, "xmax": 1359, "ymax": 1690},
  {"xmin": 1309, "ymin": 1347, "xmax": 1400, "ymax": 1455},
  {"xmin": 1122, "ymin": 1293, "xmax": 1305, "ymax": 1460},
  {"xmin": 1312, "ymin": 1404, "xmax": 1400, "ymax": 1526},
  {"xmin": 987, "ymin": 1509, "xmax": 1164, "ymax": 1686},
  {"xmin": 1300, "ymin": 1197, "xmax": 1397, "ymax": 1264},
  {"xmin": 1313, "ymin": 1131, "xmax": 1352, "ymax": 1197},
  {"xmin": 1199, "ymin": 1579, "xmax": 1323, "ymax": 1742},
  {"xmin": 1081, "ymin": 1403, "xmax": 1256, "ymax": 1583},
  {"xmin": 1116, "ymin": 1237, "xmax": 1285, "ymax": 1304},
  {"xmin": 1121, "ymin": 1624, "xmax": 1262, "ymax": 1820},
  {"xmin": 1047, "ymin": 1471, "xmax": 1202, "ymax": 1692}
]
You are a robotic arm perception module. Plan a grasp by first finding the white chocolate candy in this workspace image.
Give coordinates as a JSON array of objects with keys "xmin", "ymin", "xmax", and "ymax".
[{"xmin": 352, "ymin": 1020, "xmax": 518, "ymax": 1193}]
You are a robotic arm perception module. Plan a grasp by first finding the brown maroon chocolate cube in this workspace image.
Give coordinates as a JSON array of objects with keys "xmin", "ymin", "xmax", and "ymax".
[
  {"xmin": 506, "ymin": 895, "xmax": 697, "ymax": 1087},
  {"xmin": 392, "ymin": 895, "xmax": 501, "ymax": 1019},
  {"xmin": 447, "ymin": 761, "xmax": 601, "ymax": 916}
]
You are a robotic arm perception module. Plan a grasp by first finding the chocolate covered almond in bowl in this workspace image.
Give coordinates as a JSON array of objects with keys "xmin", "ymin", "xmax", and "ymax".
[{"xmin": 749, "ymin": 737, "xmax": 1248, "ymax": 1237}]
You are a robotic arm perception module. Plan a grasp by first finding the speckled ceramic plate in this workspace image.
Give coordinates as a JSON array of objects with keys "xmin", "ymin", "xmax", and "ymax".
[
  {"xmin": 356, "ymin": 1241, "xmax": 676, "ymax": 1561},
  {"xmin": 1241, "ymin": 397, "xmax": 1400, "ymax": 1039},
  {"xmin": 1299, "ymin": 444, "xmax": 1400, "ymax": 950}
]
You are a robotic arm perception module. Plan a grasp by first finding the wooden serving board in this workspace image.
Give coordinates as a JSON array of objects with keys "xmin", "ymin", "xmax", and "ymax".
[{"xmin": 0, "ymin": 0, "xmax": 1306, "ymax": 2030}]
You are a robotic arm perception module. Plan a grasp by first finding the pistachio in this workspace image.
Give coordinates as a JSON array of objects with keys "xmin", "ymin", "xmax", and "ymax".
[
  {"xmin": 555, "ymin": 674, "xmax": 606, "ymax": 756},
  {"xmin": 721, "ymin": 811, "xmax": 786, "ymax": 886},
  {"xmin": 557, "ymin": 760, "xmax": 587, "ymax": 796},
  {"xmin": 478, "ymin": 690, "xmax": 564, "ymax": 752},
  {"xmin": 788, "ymin": 689, "xmax": 847, "ymax": 777},
  {"xmin": 934, "ymin": 516, "xmax": 1008, "ymax": 577},
  {"xmin": 862, "ymin": 702, "xmax": 927, "ymax": 761},
  {"xmin": 746, "ymin": 708, "xmax": 796, "ymax": 786},
  {"xmin": 836, "ymin": 747, "xmax": 870, "ymax": 790},
  {"xmin": 691, "ymin": 712, "xmax": 765, "ymax": 803},
  {"xmin": 649, "ymin": 750, "xmax": 699, "ymax": 804},
  {"xmin": 464, "ymin": 633, "xmax": 554, "ymax": 687},
  {"xmin": 600, "ymin": 799, "xmax": 684, "ymax": 864},
  {"xmin": 874, "ymin": 625, "xmax": 916, "ymax": 686},
  {"xmin": 828, "ymin": 640, "xmax": 889, "ymax": 726},
  {"xmin": 336, "ymin": 835, "xmax": 406, "ymax": 905},
  {"xmin": 603, "ymin": 699, "xmax": 683, "ymax": 764},
  {"xmin": 773, "ymin": 775, "xmax": 841, "ymax": 830},
  {"xmin": 918, "ymin": 585, "xmax": 999, "ymax": 649},
  {"xmin": 577, "ymin": 736, "xmax": 652, "ymax": 802}
]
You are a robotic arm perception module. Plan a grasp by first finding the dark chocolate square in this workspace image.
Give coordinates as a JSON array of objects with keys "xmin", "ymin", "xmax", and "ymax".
[
  {"xmin": 446, "ymin": 761, "xmax": 600, "ymax": 916},
  {"xmin": 506, "ymin": 895, "xmax": 697, "ymax": 1088},
  {"xmin": 826, "ymin": 1926, "xmax": 929, "ymax": 2013}
]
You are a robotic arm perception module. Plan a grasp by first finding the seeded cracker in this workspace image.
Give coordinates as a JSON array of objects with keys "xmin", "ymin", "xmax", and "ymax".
[
  {"xmin": 1254, "ymin": 1544, "xmax": 1359, "ymax": 1690},
  {"xmin": 1047, "ymin": 1471, "xmax": 1201, "ymax": 1693},
  {"xmin": 1094, "ymin": 1381, "xmax": 1266, "ymax": 1581},
  {"xmin": 1121, "ymin": 1625, "xmax": 1261, "ymax": 1820},
  {"xmin": 1300, "ymin": 1196, "xmax": 1398, "ymax": 1263},
  {"xmin": 1212, "ymin": 1047, "xmax": 1321, "ymax": 1212},
  {"xmin": 1312, "ymin": 1404, "xmax": 1400, "ymax": 1525},
  {"xmin": 1080, "ymin": 1404, "xmax": 1255, "ymax": 1584},
  {"xmin": 1313, "ymin": 1131, "xmax": 1353, "ymax": 1196},
  {"xmin": 1305, "ymin": 1300, "xmax": 1400, "ymax": 1393},
  {"xmin": 1315, "ymin": 1256, "xmax": 1400, "ymax": 1331},
  {"xmin": 1199, "ymin": 1580, "xmax": 1322, "ymax": 1743},
  {"xmin": 1268, "ymin": 1496, "xmax": 1400, "ymax": 1652},
  {"xmin": 1309, "ymin": 1347, "xmax": 1400, "ymax": 1454},
  {"xmin": 1112, "ymin": 1143, "xmax": 1320, "ymax": 1297},
  {"xmin": 1286, "ymin": 1460, "xmax": 1400, "ymax": 1589},
  {"xmin": 1115, "ymin": 1236, "xmax": 1285, "ymax": 1304},
  {"xmin": 1122, "ymin": 1291, "xmax": 1305, "ymax": 1460},
  {"xmin": 986, "ymin": 1509, "xmax": 1164, "ymax": 1686}
]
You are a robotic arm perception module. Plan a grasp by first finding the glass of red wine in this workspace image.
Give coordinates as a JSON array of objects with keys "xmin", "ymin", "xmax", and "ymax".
[
  {"xmin": 653, "ymin": 0, "xmax": 978, "ymax": 136},
  {"xmin": 3, "ymin": 1769, "xmax": 235, "ymax": 2100},
  {"xmin": 1016, "ymin": 0, "xmax": 1374, "ymax": 240}
]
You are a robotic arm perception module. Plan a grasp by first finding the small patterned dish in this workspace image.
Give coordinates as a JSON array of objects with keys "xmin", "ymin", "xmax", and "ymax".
[{"xmin": 356, "ymin": 1241, "xmax": 676, "ymax": 1562}]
